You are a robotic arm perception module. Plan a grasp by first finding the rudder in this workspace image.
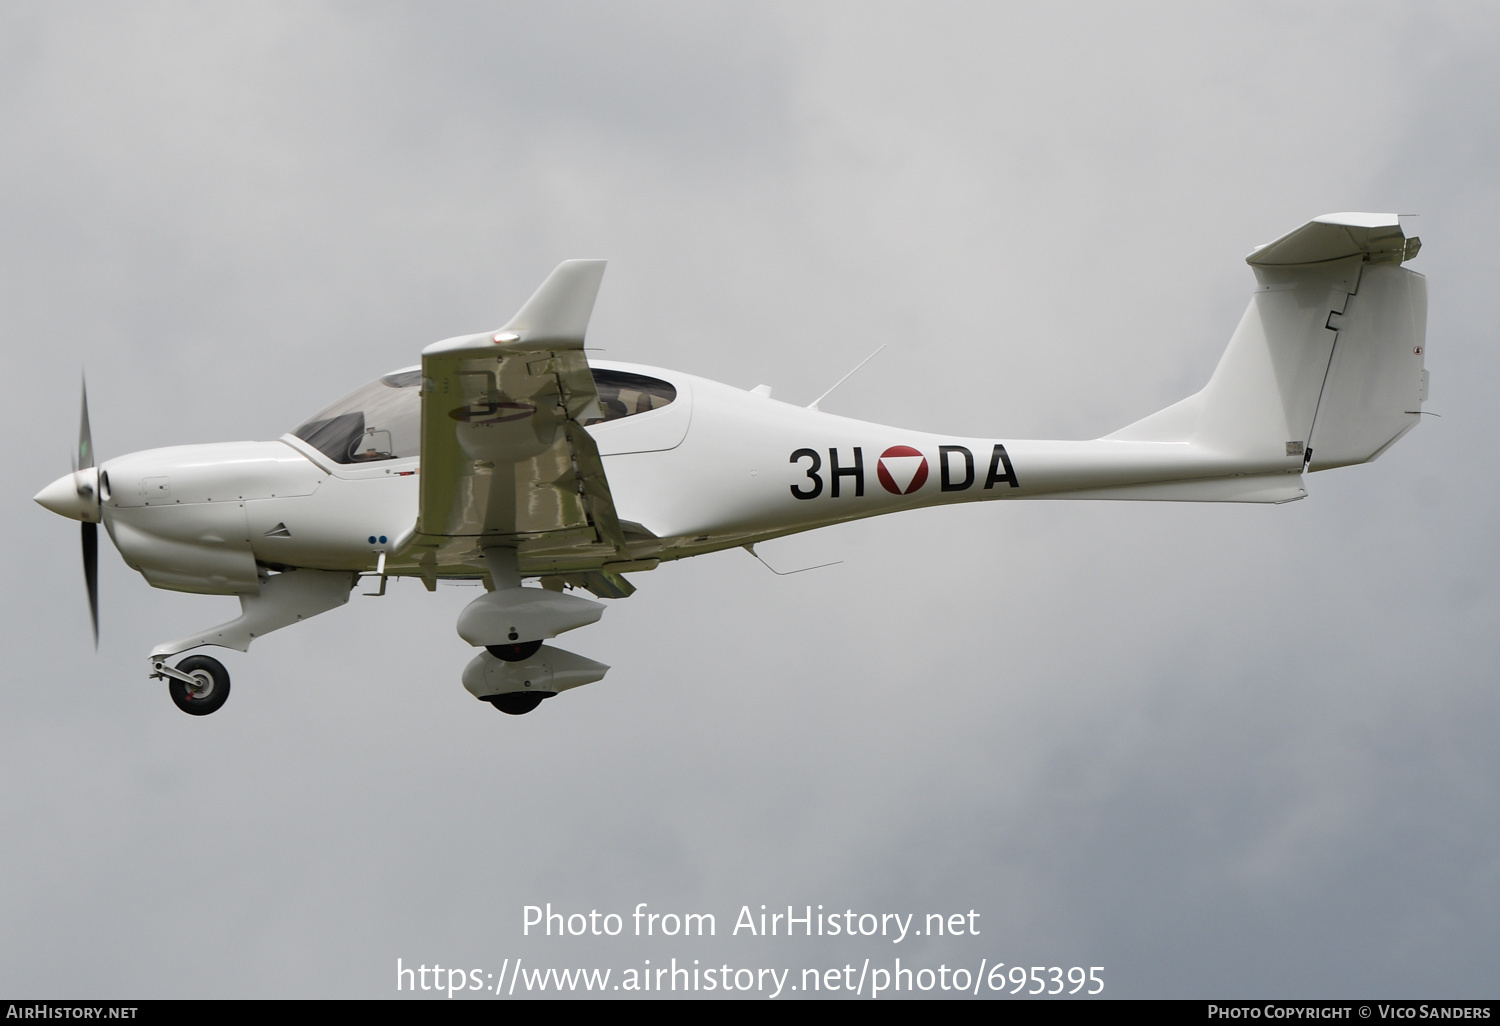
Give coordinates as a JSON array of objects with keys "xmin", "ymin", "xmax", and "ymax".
[{"xmin": 1305, "ymin": 260, "xmax": 1427, "ymax": 470}]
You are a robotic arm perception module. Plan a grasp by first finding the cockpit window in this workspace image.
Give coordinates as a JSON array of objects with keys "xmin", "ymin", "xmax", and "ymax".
[
  {"xmin": 585, "ymin": 369, "xmax": 676, "ymax": 424},
  {"xmin": 292, "ymin": 367, "xmax": 420, "ymax": 464},
  {"xmin": 292, "ymin": 365, "xmax": 675, "ymax": 463}
]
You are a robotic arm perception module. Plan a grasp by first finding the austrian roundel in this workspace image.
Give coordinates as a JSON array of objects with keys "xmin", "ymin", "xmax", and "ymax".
[{"xmin": 876, "ymin": 445, "xmax": 929, "ymax": 495}]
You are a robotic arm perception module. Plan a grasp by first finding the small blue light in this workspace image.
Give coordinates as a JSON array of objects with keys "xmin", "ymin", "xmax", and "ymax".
[
  {"xmin": 368, "ymin": 535, "xmax": 376, "ymax": 544},
  {"xmin": 379, "ymin": 535, "xmax": 387, "ymax": 544}
]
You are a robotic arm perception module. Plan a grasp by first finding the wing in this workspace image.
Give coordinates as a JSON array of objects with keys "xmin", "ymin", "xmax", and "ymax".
[{"xmin": 408, "ymin": 260, "xmax": 631, "ymax": 587}]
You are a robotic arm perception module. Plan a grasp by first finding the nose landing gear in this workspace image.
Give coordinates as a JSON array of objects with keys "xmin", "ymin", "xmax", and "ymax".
[{"xmin": 152, "ymin": 654, "xmax": 231, "ymax": 716}]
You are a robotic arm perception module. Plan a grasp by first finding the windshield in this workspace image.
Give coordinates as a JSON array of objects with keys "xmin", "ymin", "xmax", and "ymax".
[{"xmin": 292, "ymin": 368, "xmax": 421, "ymax": 464}]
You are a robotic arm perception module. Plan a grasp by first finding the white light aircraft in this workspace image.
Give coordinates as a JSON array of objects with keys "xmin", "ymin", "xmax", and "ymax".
[{"xmin": 36, "ymin": 213, "xmax": 1429, "ymax": 716}]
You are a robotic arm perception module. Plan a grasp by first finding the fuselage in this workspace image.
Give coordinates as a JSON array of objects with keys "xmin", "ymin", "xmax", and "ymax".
[{"xmin": 89, "ymin": 359, "xmax": 1305, "ymax": 596}]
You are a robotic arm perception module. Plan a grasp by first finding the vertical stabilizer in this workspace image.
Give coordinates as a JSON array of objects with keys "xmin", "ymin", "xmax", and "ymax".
[{"xmin": 1106, "ymin": 213, "xmax": 1427, "ymax": 474}]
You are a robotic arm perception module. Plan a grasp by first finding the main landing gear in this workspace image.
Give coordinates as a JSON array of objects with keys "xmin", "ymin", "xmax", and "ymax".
[
  {"xmin": 152, "ymin": 654, "xmax": 232, "ymax": 716},
  {"xmin": 485, "ymin": 692, "xmax": 553, "ymax": 715},
  {"xmin": 486, "ymin": 641, "xmax": 542, "ymax": 662},
  {"xmin": 459, "ymin": 549, "xmax": 609, "ymax": 717}
]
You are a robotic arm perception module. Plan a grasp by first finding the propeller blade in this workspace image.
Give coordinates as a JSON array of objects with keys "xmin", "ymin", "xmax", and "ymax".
[
  {"xmin": 82, "ymin": 521, "xmax": 98, "ymax": 647},
  {"xmin": 78, "ymin": 376, "xmax": 94, "ymax": 472},
  {"xmin": 79, "ymin": 375, "xmax": 99, "ymax": 646}
]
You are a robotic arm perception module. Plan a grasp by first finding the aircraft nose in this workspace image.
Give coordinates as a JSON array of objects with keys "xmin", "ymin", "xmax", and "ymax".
[{"xmin": 35, "ymin": 469, "xmax": 99, "ymax": 522}]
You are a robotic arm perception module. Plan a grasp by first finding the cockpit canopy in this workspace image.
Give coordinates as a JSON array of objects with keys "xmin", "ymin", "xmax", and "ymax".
[
  {"xmin": 291, "ymin": 367, "xmax": 677, "ymax": 465},
  {"xmin": 292, "ymin": 369, "xmax": 422, "ymax": 464}
]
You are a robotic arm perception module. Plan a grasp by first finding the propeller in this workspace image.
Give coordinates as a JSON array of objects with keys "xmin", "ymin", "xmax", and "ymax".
[
  {"xmin": 34, "ymin": 377, "xmax": 104, "ymax": 644},
  {"xmin": 78, "ymin": 378, "xmax": 98, "ymax": 646}
]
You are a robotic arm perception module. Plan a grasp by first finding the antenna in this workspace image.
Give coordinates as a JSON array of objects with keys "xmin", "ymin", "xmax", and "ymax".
[
  {"xmin": 807, "ymin": 344, "xmax": 887, "ymax": 411},
  {"xmin": 743, "ymin": 544, "xmax": 842, "ymax": 576}
]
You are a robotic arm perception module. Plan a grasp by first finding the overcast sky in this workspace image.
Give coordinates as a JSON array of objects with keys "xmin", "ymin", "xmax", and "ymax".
[{"xmin": 3, "ymin": 1, "xmax": 1497, "ymax": 999}]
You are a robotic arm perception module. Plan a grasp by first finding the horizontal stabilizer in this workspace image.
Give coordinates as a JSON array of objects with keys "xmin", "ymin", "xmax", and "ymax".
[{"xmin": 1248, "ymin": 213, "xmax": 1414, "ymax": 266}]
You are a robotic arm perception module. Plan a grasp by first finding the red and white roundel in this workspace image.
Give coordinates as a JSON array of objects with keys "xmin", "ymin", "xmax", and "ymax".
[{"xmin": 877, "ymin": 445, "xmax": 929, "ymax": 495}]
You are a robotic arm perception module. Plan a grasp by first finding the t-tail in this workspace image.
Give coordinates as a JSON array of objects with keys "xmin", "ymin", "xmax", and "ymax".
[{"xmin": 1094, "ymin": 212, "xmax": 1427, "ymax": 501}]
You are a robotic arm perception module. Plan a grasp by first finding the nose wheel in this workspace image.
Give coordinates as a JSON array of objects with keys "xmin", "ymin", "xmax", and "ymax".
[{"xmin": 164, "ymin": 655, "xmax": 231, "ymax": 716}]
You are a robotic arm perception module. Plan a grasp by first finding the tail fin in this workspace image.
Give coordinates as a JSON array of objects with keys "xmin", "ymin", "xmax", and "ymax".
[{"xmin": 1108, "ymin": 213, "xmax": 1428, "ymax": 472}]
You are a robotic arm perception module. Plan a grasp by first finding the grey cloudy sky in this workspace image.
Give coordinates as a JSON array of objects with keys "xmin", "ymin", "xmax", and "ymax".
[{"xmin": 3, "ymin": 1, "xmax": 1497, "ymax": 999}]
